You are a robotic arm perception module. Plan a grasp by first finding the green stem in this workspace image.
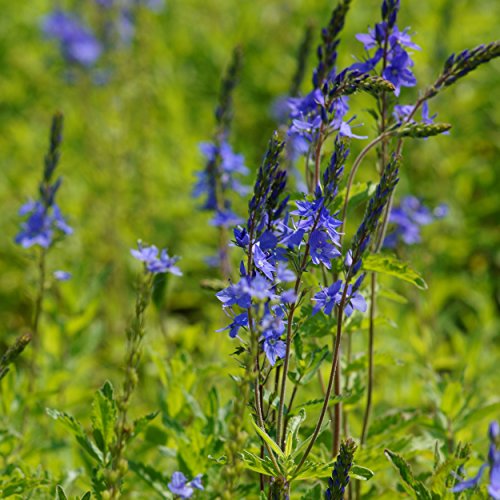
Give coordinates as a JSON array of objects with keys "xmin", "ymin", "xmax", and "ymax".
[
  {"xmin": 360, "ymin": 273, "xmax": 376, "ymax": 445},
  {"xmin": 29, "ymin": 247, "xmax": 47, "ymax": 391},
  {"xmin": 294, "ymin": 287, "xmax": 349, "ymax": 475}
]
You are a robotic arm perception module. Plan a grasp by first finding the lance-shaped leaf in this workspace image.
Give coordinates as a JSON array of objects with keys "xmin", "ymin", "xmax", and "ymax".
[
  {"xmin": 91, "ymin": 381, "xmax": 117, "ymax": 457},
  {"xmin": 362, "ymin": 254, "xmax": 427, "ymax": 289}
]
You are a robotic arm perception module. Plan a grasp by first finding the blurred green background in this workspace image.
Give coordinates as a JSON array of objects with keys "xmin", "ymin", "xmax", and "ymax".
[{"xmin": 0, "ymin": 0, "xmax": 499, "ymax": 497}]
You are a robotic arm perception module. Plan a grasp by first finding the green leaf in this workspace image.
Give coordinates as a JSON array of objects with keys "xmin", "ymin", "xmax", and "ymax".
[
  {"xmin": 55, "ymin": 486, "xmax": 68, "ymax": 500},
  {"xmin": 441, "ymin": 381, "xmax": 464, "ymax": 420},
  {"xmin": 384, "ymin": 449, "xmax": 432, "ymax": 499},
  {"xmin": 300, "ymin": 484, "xmax": 322, "ymax": 499},
  {"xmin": 91, "ymin": 381, "xmax": 117, "ymax": 457},
  {"xmin": 46, "ymin": 408, "xmax": 103, "ymax": 463},
  {"xmin": 362, "ymin": 254, "xmax": 427, "ymax": 289},
  {"xmin": 240, "ymin": 450, "xmax": 278, "ymax": 476},
  {"xmin": 378, "ymin": 287, "xmax": 409, "ymax": 304},
  {"xmin": 291, "ymin": 460, "xmax": 332, "ymax": 480},
  {"xmin": 129, "ymin": 460, "xmax": 173, "ymax": 498},
  {"xmin": 456, "ymin": 401, "xmax": 500, "ymax": 431},
  {"xmin": 351, "ymin": 465, "xmax": 375, "ymax": 481},
  {"xmin": 152, "ymin": 272, "xmax": 169, "ymax": 309},
  {"xmin": 291, "ymin": 419, "xmax": 330, "ymax": 461},
  {"xmin": 300, "ymin": 346, "xmax": 329, "ymax": 385},
  {"xmin": 132, "ymin": 411, "xmax": 159, "ymax": 437},
  {"xmin": 284, "ymin": 409, "xmax": 306, "ymax": 458},
  {"xmin": 251, "ymin": 419, "xmax": 285, "ymax": 460},
  {"xmin": 80, "ymin": 494, "xmax": 91, "ymax": 500}
]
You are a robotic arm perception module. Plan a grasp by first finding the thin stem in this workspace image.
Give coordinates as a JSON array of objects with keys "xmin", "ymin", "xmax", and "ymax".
[
  {"xmin": 277, "ymin": 210, "xmax": 322, "ymax": 448},
  {"xmin": 29, "ymin": 247, "xmax": 47, "ymax": 391},
  {"xmin": 333, "ymin": 350, "xmax": 341, "ymax": 456},
  {"xmin": 294, "ymin": 288, "xmax": 349, "ymax": 474},
  {"xmin": 317, "ymin": 369, "xmax": 336, "ymax": 452},
  {"xmin": 313, "ymin": 125, "xmax": 325, "ymax": 188},
  {"xmin": 360, "ymin": 273, "xmax": 376, "ymax": 445},
  {"xmin": 339, "ymin": 133, "xmax": 389, "ymax": 245}
]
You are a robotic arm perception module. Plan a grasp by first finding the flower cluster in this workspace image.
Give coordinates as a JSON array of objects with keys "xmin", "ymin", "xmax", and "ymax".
[
  {"xmin": 193, "ymin": 141, "xmax": 248, "ymax": 218},
  {"xmin": 216, "ymin": 139, "xmax": 356, "ymax": 365},
  {"xmin": 325, "ymin": 438, "xmax": 357, "ymax": 500},
  {"xmin": 312, "ymin": 277, "xmax": 366, "ymax": 318},
  {"xmin": 42, "ymin": 1, "xmax": 164, "ymax": 70},
  {"xmin": 452, "ymin": 421, "xmax": 500, "ymax": 499},
  {"xmin": 348, "ymin": 155, "xmax": 400, "ymax": 274},
  {"xmin": 384, "ymin": 195, "xmax": 447, "ymax": 248},
  {"xmin": 16, "ymin": 113, "xmax": 73, "ymax": 249},
  {"xmin": 131, "ymin": 242, "xmax": 182, "ymax": 275},
  {"xmin": 352, "ymin": 0, "xmax": 419, "ymax": 96},
  {"xmin": 168, "ymin": 471, "xmax": 203, "ymax": 499},
  {"xmin": 42, "ymin": 11, "xmax": 102, "ymax": 67},
  {"xmin": 193, "ymin": 48, "xmax": 246, "ymax": 271},
  {"xmin": 16, "ymin": 201, "xmax": 72, "ymax": 249}
]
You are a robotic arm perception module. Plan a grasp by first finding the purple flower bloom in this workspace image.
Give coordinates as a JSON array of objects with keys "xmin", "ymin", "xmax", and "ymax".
[
  {"xmin": 354, "ymin": 16, "xmax": 419, "ymax": 96},
  {"xmin": 131, "ymin": 242, "xmax": 181, "ymax": 275},
  {"xmin": 216, "ymin": 312, "xmax": 248, "ymax": 338},
  {"xmin": 16, "ymin": 201, "xmax": 72, "ymax": 249},
  {"xmin": 384, "ymin": 196, "xmax": 446, "ymax": 248},
  {"xmin": 53, "ymin": 270, "xmax": 72, "ymax": 281},
  {"xmin": 168, "ymin": 471, "xmax": 200, "ymax": 499},
  {"xmin": 343, "ymin": 284, "xmax": 367, "ymax": 317},
  {"xmin": 276, "ymin": 263, "xmax": 295, "ymax": 283},
  {"xmin": 190, "ymin": 474, "xmax": 204, "ymax": 491},
  {"xmin": 312, "ymin": 281, "xmax": 366, "ymax": 317},
  {"xmin": 216, "ymin": 281, "xmax": 251, "ymax": 309},
  {"xmin": 309, "ymin": 230, "xmax": 341, "ymax": 269},
  {"xmin": 253, "ymin": 245, "xmax": 276, "ymax": 280},
  {"xmin": 194, "ymin": 141, "xmax": 248, "ymax": 210},
  {"xmin": 42, "ymin": 11, "xmax": 102, "ymax": 67},
  {"xmin": 210, "ymin": 209, "xmax": 243, "ymax": 228},
  {"xmin": 260, "ymin": 329, "xmax": 286, "ymax": 366},
  {"xmin": 233, "ymin": 226, "xmax": 249, "ymax": 248},
  {"xmin": 312, "ymin": 280, "xmax": 343, "ymax": 315},
  {"xmin": 451, "ymin": 420, "xmax": 500, "ymax": 499}
]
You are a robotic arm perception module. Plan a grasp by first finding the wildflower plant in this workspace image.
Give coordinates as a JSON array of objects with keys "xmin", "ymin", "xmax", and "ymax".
[
  {"xmin": 211, "ymin": 0, "xmax": 500, "ymax": 498},
  {"xmin": 15, "ymin": 113, "xmax": 72, "ymax": 375},
  {"xmin": 193, "ymin": 47, "xmax": 247, "ymax": 277},
  {"xmin": 2, "ymin": 0, "xmax": 499, "ymax": 499},
  {"xmin": 48, "ymin": 242, "xmax": 181, "ymax": 499}
]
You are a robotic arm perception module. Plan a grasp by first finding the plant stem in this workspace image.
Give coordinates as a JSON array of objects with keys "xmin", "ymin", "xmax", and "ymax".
[
  {"xmin": 360, "ymin": 273, "xmax": 376, "ymax": 445},
  {"xmin": 106, "ymin": 272, "xmax": 152, "ymax": 499},
  {"xmin": 29, "ymin": 247, "xmax": 47, "ymax": 391},
  {"xmin": 294, "ymin": 287, "xmax": 349, "ymax": 475},
  {"xmin": 339, "ymin": 133, "xmax": 389, "ymax": 244}
]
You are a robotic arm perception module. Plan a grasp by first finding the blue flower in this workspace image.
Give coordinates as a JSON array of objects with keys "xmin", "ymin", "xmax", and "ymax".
[
  {"xmin": 260, "ymin": 315, "xmax": 287, "ymax": 366},
  {"xmin": 312, "ymin": 280, "xmax": 367, "ymax": 317},
  {"xmin": 168, "ymin": 471, "xmax": 203, "ymax": 499},
  {"xmin": 353, "ymin": 14, "xmax": 419, "ymax": 96},
  {"xmin": 233, "ymin": 226, "xmax": 249, "ymax": 248},
  {"xmin": 42, "ymin": 11, "xmax": 102, "ymax": 67},
  {"xmin": 168, "ymin": 472, "xmax": 193, "ymax": 498},
  {"xmin": 451, "ymin": 420, "xmax": 500, "ymax": 499},
  {"xmin": 309, "ymin": 230, "xmax": 341, "ymax": 269},
  {"xmin": 130, "ymin": 242, "xmax": 182, "ymax": 275},
  {"xmin": 15, "ymin": 201, "xmax": 72, "ymax": 249},
  {"xmin": 312, "ymin": 280, "xmax": 343, "ymax": 315},
  {"xmin": 343, "ymin": 284, "xmax": 367, "ymax": 317},
  {"xmin": 194, "ymin": 141, "xmax": 248, "ymax": 210},
  {"xmin": 53, "ymin": 270, "xmax": 72, "ymax": 281},
  {"xmin": 216, "ymin": 312, "xmax": 248, "ymax": 338},
  {"xmin": 216, "ymin": 280, "xmax": 252, "ymax": 309},
  {"xmin": 210, "ymin": 209, "xmax": 243, "ymax": 228},
  {"xmin": 384, "ymin": 196, "xmax": 446, "ymax": 248},
  {"xmin": 253, "ymin": 245, "xmax": 276, "ymax": 280}
]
